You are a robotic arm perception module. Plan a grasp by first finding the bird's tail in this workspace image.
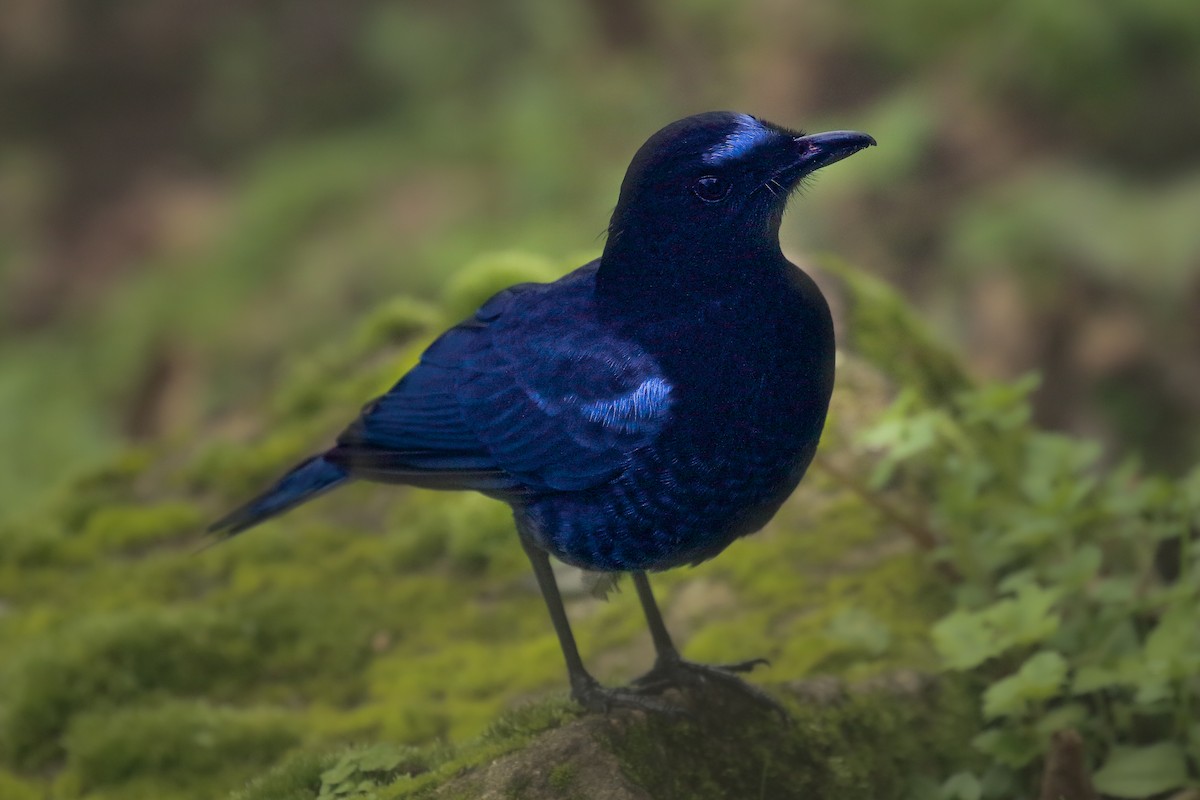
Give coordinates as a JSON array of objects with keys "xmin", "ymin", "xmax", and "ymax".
[{"xmin": 208, "ymin": 454, "xmax": 349, "ymax": 538}]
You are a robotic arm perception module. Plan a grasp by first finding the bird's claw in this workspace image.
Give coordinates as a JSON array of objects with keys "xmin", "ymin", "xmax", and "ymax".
[
  {"xmin": 630, "ymin": 656, "xmax": 788, "ymax": 719},
  {"xmin": 630, "ymin": 655, "xmax": 769, "ymax": 689},
  {"xmin": 570, "ymin": 677, "xmax": 685, "ymax": 716},
  {"xmin": 714, "ymin": 656, "xmax": 771, "ymax": 674}
]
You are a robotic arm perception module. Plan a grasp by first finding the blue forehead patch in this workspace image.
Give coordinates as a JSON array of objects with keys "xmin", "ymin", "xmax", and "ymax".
[{"xmin": 703, "ymin": 115, "xmax": 772, "ymax": 165}]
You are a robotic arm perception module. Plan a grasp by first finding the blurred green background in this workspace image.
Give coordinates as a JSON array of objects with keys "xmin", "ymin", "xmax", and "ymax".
[{"xmin": 1, "ymin": 1, "xmax": 1199, "ymax": 798}]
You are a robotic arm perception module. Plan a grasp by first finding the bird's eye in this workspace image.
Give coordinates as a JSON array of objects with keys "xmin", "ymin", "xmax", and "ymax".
[{"xmin": 692, "ymin": 175, "xmax": 731, "ymax": 203}]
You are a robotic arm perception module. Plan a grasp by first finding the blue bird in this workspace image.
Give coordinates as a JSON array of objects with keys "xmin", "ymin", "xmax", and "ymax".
[{"xmin": 211, "ymin": 112, "xmax": 875, "ymax": 712}]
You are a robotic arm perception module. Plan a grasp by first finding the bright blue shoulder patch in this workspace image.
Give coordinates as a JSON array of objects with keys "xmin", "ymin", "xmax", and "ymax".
[{"xmin": 580, "ymin": 377, "xmax": 673, "ymax": 434}]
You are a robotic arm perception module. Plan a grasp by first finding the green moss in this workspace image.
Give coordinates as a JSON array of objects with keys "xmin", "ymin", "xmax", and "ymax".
[
  {"xmin": 412, "ymin": 492, "xmax": 523, "ymax": 575},
  {"xmin": 0, "ymin": 589, "xmax": 380, "ymax": 770},
  {"xmin": 269, "ymin": 308, "xmax": 436, "ymax": 426},
  {"xmin": 232, "ymin": 751, "xmax": 338, "ymax": 800},
  {"xmin": 313, "ymin": 743, "xmax": 431, "ymax": 799},
  {"xmin": 440, "ymin": 251, "xmax": 561, "ymax": 320},
  {"xmin": 547, "ymin": 762, "xmax": 577, "ymax": 792},
  {"xmin": 0, "ymin": 608, "xmax": 246, "ymax": 769},
  {"xmin": 0, "ymin": 515, "xmax": 69, "ymax": 569},
  {"xmin": 8, "ymin": 442, "xmax": 152, "ymax": 538},
  {"xmin": 60, "ymin": 700, "xmax": 298, "ymax": 797},
  {"xmin": 0, "ymin": 768, "xmax": 41, "ymax": 800},
  {"xmin": 501, "ymin": 772, "xmax": 534, "ymax": 799},
  {"xmin": 374, "ymin": 698, "xmax": 578, "ymax": 799},
  {"xmin": 73, "ymin": 501, "xmax": 205, "ymax": 556},
  {"xmin": 363, "ymin": 638, "xmax": 567, "ymax": 745},
  {"xmin": 477, "ymin": 698, "xmax": 578, "ymax": 745},
  {"xmin": 185, "ymin": 423, "xmax": 330, "ymax": 498},
  {"xmin": 350, "ymin": 296, "xmax": 443, "ymax": 356}
]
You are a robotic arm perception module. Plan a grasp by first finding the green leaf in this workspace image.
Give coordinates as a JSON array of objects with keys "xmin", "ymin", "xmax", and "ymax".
[
  {"xmin": 1132, "ymin": 676, "xmax": 1171, "ymax": 707},
  {"xmin": 1072, "ymin": 665, "xmax": 1122, "ymax": 694},
  {"xmin": 354, "ymin": 744, "xmax": 404, "ymax": 773},
  {"xmin": 996, "ymin": 516, "xmax": 1059, "ymax": 550},
  {"xmin": 1144, "ymin": 605, "xmax": 1200, "ymax": 680},
  {"xmin": 996, "ymin": 569, "xmax": 1036, "ymax": 595},
  {"xmin": 933, "ymin": 585, "xmax": 1060, "ymax": 670},
  {"xmin": 905, "ymin": 776, "xmax": 941, "ymax": 800},
  {"xmin": 957, "ymin": 374, "xmax": 1038, "ymax": 430},
  {"xmin": 320, "ymin": 760, "xmax": 357, "ymax": 786},
  {"xmin": 977, "ymin": 765, "xmax": 1018, "ymax": 799},
  {"xmin": 1092, "ymin": 742, "xmax": 1189, "ymax": 799},
  {"xmin": 1047, "ymin": 544, "xmax": 1102, "ymax": 589},
  {"xmin": 939, "ymin": 771, "xmax": 982, "ymax": 800},
  {"xmin": 859, "ymin": 398, "xmax": 948, "ymax": 488},
  {"xmin": 972, "ymin": 727, "xmax": 1041, "ymax": 768},
  {"xmin": 982, "ymin": 651, "xmax": 1067, "ymax": 718},
  {"xmin": 989, "ymin": 584, "xmax": 1060, "ymax": 646},
  {"xmin": 1035, "ymin": 703, "xmax": 1086, "ymax": 739},
  {"xmin": 932, "ymin": 609, "xmax": 1000, "ymax": 670},
  {"xmin": 1090, "ymin": 577, "xmax": 1136, "ymax": 604}
]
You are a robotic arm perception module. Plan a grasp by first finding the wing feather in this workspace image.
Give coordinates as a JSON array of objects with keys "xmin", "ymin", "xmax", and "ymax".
[{"xmin": 331, "ymin": 263, "xmax": 673, "ymax": 495}]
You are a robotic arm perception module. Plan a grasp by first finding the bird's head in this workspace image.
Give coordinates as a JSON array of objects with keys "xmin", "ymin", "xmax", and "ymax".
[{"xmin": 604, "ymin": 112, "xmax": 875, "ymax": 265}]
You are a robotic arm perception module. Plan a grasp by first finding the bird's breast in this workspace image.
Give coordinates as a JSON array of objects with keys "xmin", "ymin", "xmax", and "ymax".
[{"xmin": 652, "ymin": 286, "xmax": 834, "ymax": 451}]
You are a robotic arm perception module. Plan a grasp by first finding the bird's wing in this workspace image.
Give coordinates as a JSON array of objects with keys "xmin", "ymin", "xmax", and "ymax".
[{"xmin": 329, "ymin": 270, "xmax": 673, "ymax": 495}]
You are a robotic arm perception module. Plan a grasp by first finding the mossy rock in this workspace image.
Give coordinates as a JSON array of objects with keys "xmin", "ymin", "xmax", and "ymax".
[{"xmin": 238, "ymin": 674, "xmax": 978, "ymax": 799}]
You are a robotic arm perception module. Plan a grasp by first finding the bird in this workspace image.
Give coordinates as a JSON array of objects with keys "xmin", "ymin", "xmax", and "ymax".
[{"xmin": 210, "ymin": 111, "xmax": 875, "ymax": 712}]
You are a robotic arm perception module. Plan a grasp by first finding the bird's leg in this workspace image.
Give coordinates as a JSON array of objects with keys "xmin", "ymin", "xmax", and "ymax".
[
  {"xmin": 629, "ymin": 572, "xmax": 785, "ymax": 716},
  {"xmin": 519, "ymin": 537, "xmax": 673, "ymax": 714},
  {"xmin": 630, "ymin": 571, "xmax": 767, "ymax": 674}
]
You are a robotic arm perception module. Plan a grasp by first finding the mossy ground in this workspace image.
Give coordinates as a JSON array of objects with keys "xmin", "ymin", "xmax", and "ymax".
[{"xmin": 0, "ymin": 256, "xmax": 972, "ymax": 798}]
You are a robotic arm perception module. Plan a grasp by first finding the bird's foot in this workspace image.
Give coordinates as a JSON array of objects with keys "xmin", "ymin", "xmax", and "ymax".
[
  {"xmin": 630, "ymin": 656, "xmax": 788, "ymax": 719},
  {"xmin": 631, "ymin": 654, "xmax": 768, "ymax": 690},
  {"xmin": 570, "ymin": 674, "xmax": 683, "ymax": 715}
]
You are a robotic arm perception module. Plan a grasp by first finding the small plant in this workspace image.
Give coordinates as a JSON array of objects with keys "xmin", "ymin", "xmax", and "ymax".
[
  {"xmin": 862, "ymin": 376, "xmax": 1200, "ymax": 798},
  {"xmin": 316, "ymin": 744, "xmax": 428, "ymax": 799}
]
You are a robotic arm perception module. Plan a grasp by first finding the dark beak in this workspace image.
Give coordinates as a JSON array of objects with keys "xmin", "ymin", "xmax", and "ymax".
[{"xmin": 791, "ymin": 130, "xmax": 876, "ymax": 174}]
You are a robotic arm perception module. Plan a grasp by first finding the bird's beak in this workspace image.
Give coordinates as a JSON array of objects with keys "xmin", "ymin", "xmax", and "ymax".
[{"xmin": 791, "ymin": 130, "xmax": 877, "ymax": 174}]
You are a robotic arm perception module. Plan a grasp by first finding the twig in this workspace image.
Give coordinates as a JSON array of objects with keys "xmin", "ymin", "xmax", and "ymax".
[
  {"xmin": 1038, "ymin": 729, "xmax": 1099, "ymax": 800},
  {"xmin": 812, "ymin": 455, "xmax": 962, "ymax": 582}
]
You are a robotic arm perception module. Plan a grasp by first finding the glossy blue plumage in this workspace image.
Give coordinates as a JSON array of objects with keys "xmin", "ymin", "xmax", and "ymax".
[
  {"xmin": 212, "ymin": 112, "xmax": 875, "ymax": 576},
  {"xmin": 332, "ymin": 264, "xmax": 671, "ymax": 498},
  {"xmin": 322, "ymin": 253, "xmax": 830, "ymax": 572},
  {"xmin": 515, "ymin": 257, "xmax": 835, "ymax": 571}
]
